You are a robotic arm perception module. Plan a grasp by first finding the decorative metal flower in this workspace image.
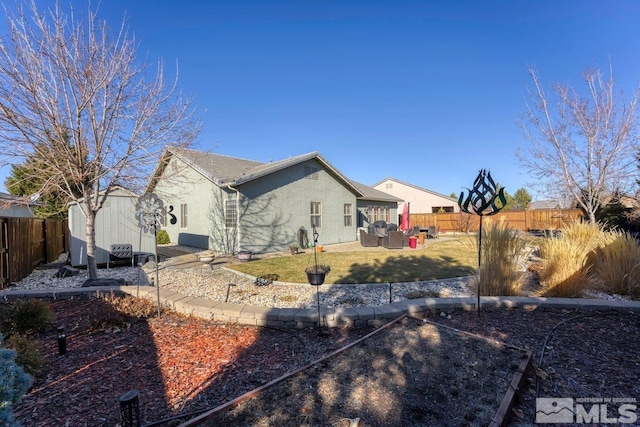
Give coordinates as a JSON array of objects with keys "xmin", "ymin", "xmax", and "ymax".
[
  {"xmin": 458, "ymin": 169, "xmax": 506, "ymax": 216},
  {"xmin": 135, "ymin": 192, "xmax": 166, "ymax": 234},
  {"xmin": 458, "ymin": 169, "xmax": 507, "ymax": 312}
]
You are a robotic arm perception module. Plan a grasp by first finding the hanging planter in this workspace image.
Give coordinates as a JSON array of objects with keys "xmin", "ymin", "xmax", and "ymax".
[{"xmin": 305, "ymin": 265, "xmax": 330, "ymax": 286}]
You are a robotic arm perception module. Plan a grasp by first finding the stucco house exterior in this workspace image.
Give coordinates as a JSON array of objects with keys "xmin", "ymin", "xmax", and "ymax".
[
  {"xmin": 372, "ymin": 177, "xmax": 459, "ymax": 214},
  {"xmin": 349, "ymin": 180, "xmax": 402, "ymax": 230},
  {"xmin": 147, "ymin": 148, "xmax": 398, "ymax": 254}
]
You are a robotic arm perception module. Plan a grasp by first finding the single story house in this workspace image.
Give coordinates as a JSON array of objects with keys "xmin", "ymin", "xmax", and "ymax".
[
  {"xmin": 372, "ymin": 177, "xmax": 459, "ymax": 214},
  {"xmin": 68, "ymin": 187, "xmax": 155, "ymax": 266},
  {"xmin": 0, "ymin": 192, "xmax": 37, "ymax": 217},
  {"xmin": 146, "ymin": 148, "xmax": 400, "ymax": 254}
]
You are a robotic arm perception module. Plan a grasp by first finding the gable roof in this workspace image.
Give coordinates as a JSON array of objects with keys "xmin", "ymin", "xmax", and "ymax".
[
  {"xmin": 147, "ymin": 147, "xmax": 364, "ymax": 196},
  {"xmin": 372, "ymin": 177, "xmax": 456, "ymax": 201},
  {"xmin": 349, "ymin": 180, "xmax": 403, "ymax": 203}
]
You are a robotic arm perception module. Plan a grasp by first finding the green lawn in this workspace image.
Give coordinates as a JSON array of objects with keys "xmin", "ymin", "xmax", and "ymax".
[{"xmin": 226, "ymin": 239, "xmax": 478, "ymax": 284}]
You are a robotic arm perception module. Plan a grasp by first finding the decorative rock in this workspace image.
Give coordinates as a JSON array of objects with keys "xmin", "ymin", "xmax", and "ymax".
[
  {"xmin": 82, "ymin": 278, "xmax": 127, "ymax": 288},
  {"xmin": 55, "ymin": 266, "xmax": 80, "ymax": 278}
]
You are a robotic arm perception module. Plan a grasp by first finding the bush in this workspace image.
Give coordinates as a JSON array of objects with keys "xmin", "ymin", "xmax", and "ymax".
[
  {"xmin": 593, "ymin": 231, "xmax": 640, "ymax": 296},
  {"xmin": 2, "ymin": 299, "xmax": 54, "ymax": 336},
  {"xmin": 0, "ymin": 334, "xmax": 33, "ymax": 427},
  {"xmin": 156, "ymin": 229, "xmax": 170, "ymax": 245},
  {"xmin": 470, "ymin": 222, "xmax": 525, "ymax": 296},
  {"xmin": 6, "ymin": 334, "xmax": 43, "ymax": 376}
]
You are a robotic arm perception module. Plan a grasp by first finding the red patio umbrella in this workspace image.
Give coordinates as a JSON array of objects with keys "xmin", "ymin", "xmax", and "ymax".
[{"xmin": 401, "ymin": 202, "xmax": 410, "ymax": 232}]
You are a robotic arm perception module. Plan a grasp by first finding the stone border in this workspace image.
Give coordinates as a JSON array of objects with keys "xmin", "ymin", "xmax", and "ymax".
[{"xmin": 3, "ymin": 285, "xmax": 640, "ymax": 329}]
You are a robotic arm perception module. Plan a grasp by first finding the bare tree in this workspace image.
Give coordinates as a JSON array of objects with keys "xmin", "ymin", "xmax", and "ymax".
[
  {"xmin": 517, "ymin": 64, "xmax": 639, "ymax": 223},
  {"xmin": 0, "ymin": 1, "xmax": 200, "ymax": 278}
]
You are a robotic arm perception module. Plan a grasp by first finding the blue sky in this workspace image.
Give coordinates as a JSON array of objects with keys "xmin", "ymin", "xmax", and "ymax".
[{"xmin": 1, "ymin": 0, "xmax": 639, "ymax": 199}]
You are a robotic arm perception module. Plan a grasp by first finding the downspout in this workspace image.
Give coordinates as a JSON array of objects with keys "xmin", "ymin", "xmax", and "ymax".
[{"xmin": 227, "ymin": 184, "xmax": 241, "ymax": 254}]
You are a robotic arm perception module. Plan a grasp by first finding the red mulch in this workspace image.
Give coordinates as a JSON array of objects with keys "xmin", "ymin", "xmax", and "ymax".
[
  {"xmin": 10, "ymin": 297, "xmax": 640, "ymax": 426},
  {"xmin": 12, "ymin": 298, "xmax": 370, "ymax": 427}
]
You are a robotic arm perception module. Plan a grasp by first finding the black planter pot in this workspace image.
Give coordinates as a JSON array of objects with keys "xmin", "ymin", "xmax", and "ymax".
[{"xmin": 306, "ymin": 272, "xmax": 326, "ymax": 286}]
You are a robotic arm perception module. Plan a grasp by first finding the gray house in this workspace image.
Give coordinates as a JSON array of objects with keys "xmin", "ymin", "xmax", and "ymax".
[
  {"xmin": 68, "ymin": 187, "xmax": 155, "ymax": 266},
  {"xmin": 147, "ymin": 148, "xmax": 397, "ymax": 254},
  {"xmin": 350, "ymin": 180, "xmax": 402, "ymax": 232}
]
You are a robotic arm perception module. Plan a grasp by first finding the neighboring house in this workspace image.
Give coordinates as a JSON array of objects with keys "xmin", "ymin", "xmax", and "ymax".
[
  {"xmin": 68, "ymin": 187, "xmax": 155, "ymax": 267},
  {"xmin": 146, "ymin": 148, "xmax": 387, "ymax": 254},
  {"xmin": 0, "ymin": 192, "xmax": 36, "ymax": 217},
  {"xmin": 372, "ymin": 178, "xmax": 459, "ymax": 214}
]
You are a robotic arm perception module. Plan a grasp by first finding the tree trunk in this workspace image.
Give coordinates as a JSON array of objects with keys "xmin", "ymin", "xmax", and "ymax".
[{"xmin": 85, "ymin": 209, "xmax": 98, "ymax": 279}]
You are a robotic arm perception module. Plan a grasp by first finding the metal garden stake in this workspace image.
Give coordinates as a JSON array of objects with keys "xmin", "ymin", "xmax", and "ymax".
[
  {"xmin": 135, "ymin": 193, "xmax": 166, "ymax": 317},
  {"xmin": 458, "ymin": 169, "xmax": 506, "ymax": 312}
]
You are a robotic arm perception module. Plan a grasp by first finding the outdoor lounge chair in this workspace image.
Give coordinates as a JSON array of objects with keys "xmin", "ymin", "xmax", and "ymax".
[
  {"xmin": 360, "ymin": 229, "xmax": 380, "ymax": 247},
  {"xmin": 427, "ymin": 226, "xmax": 439, "ymax": 239},
  {"xmin": 382, "ymin": 230, "xmax": 404, "ymax": 249}
]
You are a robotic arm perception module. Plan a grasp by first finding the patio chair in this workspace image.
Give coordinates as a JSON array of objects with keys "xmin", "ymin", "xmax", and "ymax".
[
  {"xmin": 360, "ymin": 229, "xmax": 380, "ymax": 247},
  {"xmin": 427, "ymin": 226, "xmax": 439, "ymax": 239},
  {"xmin": 382, "ymin": 230, "xmax": 404, "ymax": 249},
  {"xmin": 108, "ymin": 243, "xmax": 134, "ymax": 268}
]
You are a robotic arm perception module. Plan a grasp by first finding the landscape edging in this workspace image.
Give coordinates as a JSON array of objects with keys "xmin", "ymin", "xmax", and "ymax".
[{"xmin": 2, "ymin": 285, "xmax": 639, "ymax": 328}]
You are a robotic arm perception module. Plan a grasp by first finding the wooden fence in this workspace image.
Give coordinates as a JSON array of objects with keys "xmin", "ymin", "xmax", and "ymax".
[
  {"xmin": 0, "ymin": 217, "xmax": 68, "ymax": 288},
  {"xmin": 410, "ymin": 209, "xmax": 585, "ymax": 233}
]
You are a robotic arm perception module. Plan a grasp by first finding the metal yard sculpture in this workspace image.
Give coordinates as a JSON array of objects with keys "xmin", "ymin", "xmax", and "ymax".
[
  {"xmin": 458, "ymin": 170, "xmax": 507, "ymax": 311},
  {"xmin": 135, "ymin": 192, "xmax": 166, "ymax": 317}
]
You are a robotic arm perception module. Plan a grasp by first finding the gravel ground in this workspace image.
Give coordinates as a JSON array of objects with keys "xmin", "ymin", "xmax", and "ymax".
[
  {"xmin": 1, "ymin": 251, "xmax": 473, "ymax": 309},
  {"xmin": 2, "ymin": 247, "xmax": 629, "ymax": 308}
]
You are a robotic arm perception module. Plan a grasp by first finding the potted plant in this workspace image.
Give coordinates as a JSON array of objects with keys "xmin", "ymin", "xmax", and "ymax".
[
  {"xmin": 305, "ymin": 265, "xmax": 331, "ymax": 286},
  {"xmin": 290, "ymin": 243, "xmax": 299, "ymax": 255},
  {"xmin": 198, "ymin": 250, "xmax": 216, "ymax": 263},
  {"xmin": 237, "ymin": 250, "xmax": 252, "ymax": 262}
]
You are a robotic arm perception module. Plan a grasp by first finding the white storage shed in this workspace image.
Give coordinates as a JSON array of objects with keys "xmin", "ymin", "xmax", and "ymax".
[{"xmin": 68, "ymin": 187, "xmax": 155, "ymax": 267}]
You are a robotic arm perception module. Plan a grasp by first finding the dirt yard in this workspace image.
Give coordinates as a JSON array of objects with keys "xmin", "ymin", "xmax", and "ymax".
[{"xmin": 11, "ymin": 298, "xmax": 640, "ymax": 427}]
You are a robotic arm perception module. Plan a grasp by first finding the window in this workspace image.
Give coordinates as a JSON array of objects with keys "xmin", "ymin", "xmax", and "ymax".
[
  {"xmin": 432, "ymin": 206, "xmax": 454, "ymax": 213},
  {"xmin": 304, "ymin": 166, "xmax": 319, "ymax": 180},
  {"xmin": 180, "ymin": 204, "xmax": 188, "ymax": 228},
  {"xmin": 225, "ymin": 197, "xmax": 237, "ymax": 228},
  {"xmin": 310, "ymin": 202, "xmax": 321, "ymax": 228},
  {"xmin": 343, "ymin": 203, "xmax": 352, "ymax": 226},
  {"xmin": 385, "ymin": 183, "xmax": 393, "ymax": 189},
  {"xmin": 367, "ymin": 205, "xmax": 391, "ymax": 223}
]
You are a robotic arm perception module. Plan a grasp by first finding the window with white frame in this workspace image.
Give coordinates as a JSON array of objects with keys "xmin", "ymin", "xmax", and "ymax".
[
  {"xmin": 225, "ymin": 196, "xmax": 237, "ymax": 228},
  {"xmin": 310, "ymin": 202, "xmax": 321, "ymax": 228},
  {"xmin": 180, "ymin": 204, "xmax": 188, "ymax": 228},
  {"xmin": 368, "ymin": 205, "xmax": 390, "ymax": 223},
  {"xmin": 344, "ymin": 203, "xmax": 352, "ymax": 226}
]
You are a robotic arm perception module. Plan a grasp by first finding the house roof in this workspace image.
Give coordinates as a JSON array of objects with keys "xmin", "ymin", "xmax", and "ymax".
[
  {"xmin": 0, "ymin": 192, "xmax": 42, "ymax": 208},
  {"xmin": 529, "ymin": 200, "xmax": 563, "ymax": 210},
  {"xmin": 372, "ymin": 177, "xmax": 456, "ymax": 201},
  {"xmin": 147, "ymin": 147, "xmax": 364, "ymax": 197},
  {"xmin": 349, "ymin": 180, "xmax": 403, "ymax": 203}
]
